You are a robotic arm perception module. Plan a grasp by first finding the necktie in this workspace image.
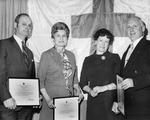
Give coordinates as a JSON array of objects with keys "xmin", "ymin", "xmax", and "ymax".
[
  {"xmin": 22, "ymin": 41, "xmax": 30, "ymax": 67},
  {"xmin": 124, "ymin": 43, "xmax": 134, "ymax": 66}
]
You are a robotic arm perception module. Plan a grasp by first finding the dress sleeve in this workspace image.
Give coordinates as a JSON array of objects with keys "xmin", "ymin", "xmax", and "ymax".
[
  {"xmin": 113, "ymin": 54, "xmax": 121, "ymax": 102},
  {"xmin": 114, "ymin": 54, "xmax": 121, "ymax": 76},
  {"xmin": 79, "ymin": 58, "xmax": 88, "ymax": 91},
  {"xmin": 38, "ymin": 52, "xmax": 49, "ymax": 89},
  {"xmin": 72, "ymin": 53, "xmax": 78, "ymax": 85}
]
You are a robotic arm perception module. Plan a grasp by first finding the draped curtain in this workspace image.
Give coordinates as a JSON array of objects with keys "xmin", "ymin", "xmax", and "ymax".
[
  {"xmin": 0, "ymin": 1, "xmax": 150, "ymax": 120},
  {"xmin": 0, "ymin": 0, "xmax": 28, "ymax": 39}
]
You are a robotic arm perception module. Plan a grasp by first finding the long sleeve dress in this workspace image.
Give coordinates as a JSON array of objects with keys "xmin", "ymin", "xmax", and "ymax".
[
  {"xmin": 38, "ymin": 47, "xmax": 78, "ymax": 120},
  {"xmin": 79, "ymin": 51, "xmax": 120, "ymax": 120}
]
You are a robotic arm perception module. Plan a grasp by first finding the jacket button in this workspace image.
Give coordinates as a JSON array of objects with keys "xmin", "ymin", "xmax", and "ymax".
[{"xmin": 134, "ymin": 70, "xmax": 138, "ymax": 74}]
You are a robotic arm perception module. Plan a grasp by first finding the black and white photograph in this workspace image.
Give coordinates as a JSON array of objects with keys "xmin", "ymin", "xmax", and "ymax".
[{"xmin": 0, "ymin": 0, "xmax": 150, "ymax": 120}]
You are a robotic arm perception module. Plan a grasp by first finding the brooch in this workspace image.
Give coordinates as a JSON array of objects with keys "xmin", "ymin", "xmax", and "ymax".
[{"xmin": 101, "ymin": 56, "xmax": 106, "ymax": 60}]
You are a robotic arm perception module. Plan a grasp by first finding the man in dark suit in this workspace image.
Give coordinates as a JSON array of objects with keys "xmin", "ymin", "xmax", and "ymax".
[
  {"xmin": 0, "ymin": 13, "xmax": 35, "ymax": 120},
  {"xmin": 120, "ymin": 16, "xmax": 150, "ymax": 120}
]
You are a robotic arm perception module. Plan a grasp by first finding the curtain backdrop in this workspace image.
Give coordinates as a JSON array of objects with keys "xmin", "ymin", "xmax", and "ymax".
[
  {"xmin": 27, "ymin": 0, "xmax": 150, "ymax": 79},
  {"xmin": 0, "ymin": 0, "xmax": 28, "ymax": 39},
  {"xmin": 0, "ymin": 0, "xmax": 150, "ymax": 80}
]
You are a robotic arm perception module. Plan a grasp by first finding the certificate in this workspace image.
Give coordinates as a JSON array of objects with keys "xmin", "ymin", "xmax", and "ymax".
[
  {"xmin": 9, "ymin": 78, "xmax": 40, "ymax": 106},
  {"xmin": 54, "ymin": 96, "xmax": 79, "ymax": 120},
  {"xmin": 116, "ymin": 75, "xmax": 125, "ymax": 115}
]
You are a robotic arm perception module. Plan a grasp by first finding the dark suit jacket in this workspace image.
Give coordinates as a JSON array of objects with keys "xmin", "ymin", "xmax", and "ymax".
[
  {"xmin": 0, "ymin": 36, "xmax": 35, "ymax": 111},
  {"xmin": 120, "ymin": 37, "xmax": 150, "ymax": 118}
]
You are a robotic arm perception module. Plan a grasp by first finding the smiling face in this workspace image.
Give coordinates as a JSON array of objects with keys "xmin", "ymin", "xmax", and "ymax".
[
  {"xmin": 53, "ymin": 30, "xmax": 68, "ymax": 48},
  {"xmin": 127, "ymin": 17, "xmax": 145, "ymax": 42},
  {"xmin": 96, "ymin": 35, "xmax": 110, "ymax": 54},
  {"xmin": 15, "ymin": 15, "xmax": 33, "ymax": 40}
]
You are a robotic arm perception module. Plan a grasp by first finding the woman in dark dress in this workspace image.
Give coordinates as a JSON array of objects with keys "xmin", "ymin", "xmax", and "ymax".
[{"xmin": 79, "ymin": 28, "xmax": 120, "ymax": 120}]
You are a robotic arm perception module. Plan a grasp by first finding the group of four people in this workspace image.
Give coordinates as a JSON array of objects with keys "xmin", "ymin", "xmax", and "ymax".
[{"xmin": 0, "ymin": 13, "xmax": 150, "ymax": 120}]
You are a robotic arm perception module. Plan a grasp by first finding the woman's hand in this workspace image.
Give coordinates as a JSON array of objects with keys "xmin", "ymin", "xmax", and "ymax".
[
  {"xmin": 90, "ymin": 90, "xmax": 98, "ymax": 97},
  {"xmin": 83, "ymin": 85, "xmax": 98, "ymax": 97},
  {"xmin": 93, "ymin": 86, "xmax": 107, "ymax": 94},
  {"xmin": 93, "ymin": 83, "xmax": 116, "ymax": 94},
  {"xmin": 46, "ymin": 99, "xmax": 55, "ymax": 109},
  {"xmin": 78, "ymin": 93, "xmax": 84, "ymax": 103},
  {"xmin": 40, "ymin": 88, "xmax": 55, "ymax": 109}
]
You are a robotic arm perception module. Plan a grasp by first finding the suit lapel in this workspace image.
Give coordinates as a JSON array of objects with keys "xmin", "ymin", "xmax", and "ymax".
[
  {"xmin": 124, "ymin": 38, "xmax": 146, "ymax": 69},
  {"xmin": 11, "ymin": 36, "xmax": 23, "ymax": 54},
  {"xmin": 11, "ymin": 36, "xmax": 30, "ymax": 70},
  {"xmin": 122, "ymin": 45, "xmax": 130, "ymax": 68}
]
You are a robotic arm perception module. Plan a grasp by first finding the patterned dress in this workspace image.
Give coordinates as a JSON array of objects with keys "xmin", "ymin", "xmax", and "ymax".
[{"xmin": 38, "ymin": 47, "xmax": 78, "ymax": 120}]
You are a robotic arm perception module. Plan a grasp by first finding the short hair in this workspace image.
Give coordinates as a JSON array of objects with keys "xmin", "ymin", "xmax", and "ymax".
[
  {"xmin": 127, "ymin": 16, "xmax": 146, "ymax": 34},
  {"xmin": 51, "ymin": 22, "xmax": 70, "ymax": 38},
  {"xmin": 15, "ymin": 13, "xmax": 30, "ymax": 25},
  {"xmin": 93, "ymin": 28, "xmax": 114, "ymax": 45}
]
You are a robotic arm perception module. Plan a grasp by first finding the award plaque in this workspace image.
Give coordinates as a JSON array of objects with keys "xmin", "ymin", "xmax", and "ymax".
[
  {"xmin": 53, "ymin": 96, "xmax": 79, "ymax": 120},
  {"xmin": 116, "ymin": 75, "xmax": 125, "ymax": 115},
  {"xmin": 9, "ymin": 78, "xmax": 40, "ymax": 106}
]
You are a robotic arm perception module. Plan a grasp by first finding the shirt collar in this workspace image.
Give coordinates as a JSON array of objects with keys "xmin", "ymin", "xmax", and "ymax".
[{"xmin": 13, "ymin": 35, "xmax": 23, "ymax": 50}]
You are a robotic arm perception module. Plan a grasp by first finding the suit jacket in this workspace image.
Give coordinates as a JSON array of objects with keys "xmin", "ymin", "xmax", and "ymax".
[
  {"xmin": 0, "ymin": 36, "xmax": 35, "ymax": 111},
  {"xmin": 120, "ymin": 37, "xmax": 150, "ymax": 118}
]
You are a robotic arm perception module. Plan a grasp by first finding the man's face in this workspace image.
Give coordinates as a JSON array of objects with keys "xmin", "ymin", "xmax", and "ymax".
[
  {"xmin": 127, "ymin": 18, "xmax": 144, "ymax": 42},
  {"xmin": 15, "ymin": 15, "xmax": 33, "ymax": 39}
]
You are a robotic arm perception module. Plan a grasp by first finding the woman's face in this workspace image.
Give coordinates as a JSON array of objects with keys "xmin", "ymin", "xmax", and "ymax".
[
  {"xmin": 96, "ymin": 35, "xmax": 110, "ymax": 54},
  {"xmin": 53, "ymin": 30, "xmax": 68, "ymax": 48}
]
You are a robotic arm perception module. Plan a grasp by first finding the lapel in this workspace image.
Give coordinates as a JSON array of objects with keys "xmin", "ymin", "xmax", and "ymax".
[
  {"xmin": 11, "ymin": 36, "xmax": 31, "ymax": 70},
  {"xmin": 11, "ymin": 36, "xmax": 23, "ymax": 54},
  {"xmin": 121, "ymin": 45, "xmax": 130, "ymax": 69},
  {"xmin": 124, "ymin": 37, "xmax": 146, "ymax": 69}
]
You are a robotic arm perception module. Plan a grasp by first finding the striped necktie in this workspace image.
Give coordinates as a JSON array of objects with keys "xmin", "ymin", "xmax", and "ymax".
[{"xmin": 22, "ymin": 41, "xmax": 30, "ymax": 67}]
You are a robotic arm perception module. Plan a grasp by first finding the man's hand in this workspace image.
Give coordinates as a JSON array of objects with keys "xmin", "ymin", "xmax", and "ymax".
[
  {"xmin": 3, "ymin": 98, "xmax": 16, "ymax": 109},
  {"xmin": 112, "ymin": 102, "xmax": 120, "ymax": 114},
  {"xmin": 121, "ymin": 78, "xmax": 134, "ymax": 90},
  {"xmin": 78, "ymin": 93, "xmax": 84, "ymax": 103},
  {"xmin": 46, "ymin": 99, "xmax": 55, "ymax": 109}
]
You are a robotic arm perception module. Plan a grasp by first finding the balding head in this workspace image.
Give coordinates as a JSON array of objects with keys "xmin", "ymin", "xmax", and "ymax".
[{"xmin": 127, "ymin": 16, "xmax": 145, "ymax": 42}]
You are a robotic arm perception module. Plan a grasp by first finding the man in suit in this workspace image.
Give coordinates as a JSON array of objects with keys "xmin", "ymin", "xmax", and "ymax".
[
  {"xmin": 120, "ymin": 16, "xmax": 150, "ymax": 120},
  {"xmin": 0, "ymin": 13, "xmax": 35, "ymax": 120}
]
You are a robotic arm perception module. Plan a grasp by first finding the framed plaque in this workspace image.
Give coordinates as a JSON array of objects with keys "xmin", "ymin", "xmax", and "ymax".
[
  {"xmin": 9, "ymin": 78, "xmax": 40, "ymax": 106},
  {"xmin": 116, "ymin": 75, "xmax": 125, "ymax": 115},
  {"xmin": 53, "ymin": 96, "xmax": 79, "ymax": 120}
]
